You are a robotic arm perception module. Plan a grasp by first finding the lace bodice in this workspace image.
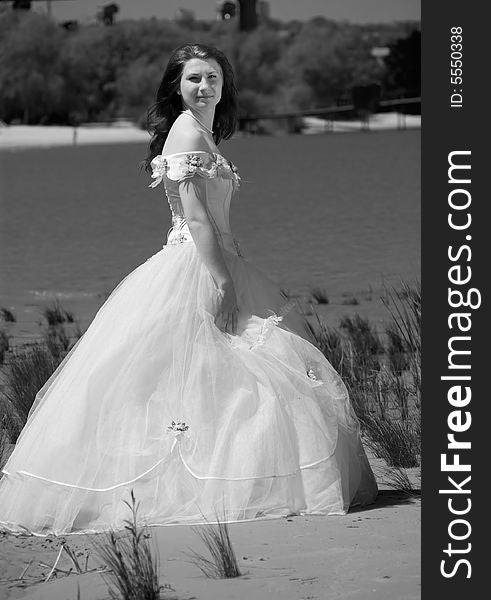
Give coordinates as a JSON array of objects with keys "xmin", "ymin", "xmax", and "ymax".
[{"xmin": 149, "ymin": 151, "xmax": 242, "ymax": 255}]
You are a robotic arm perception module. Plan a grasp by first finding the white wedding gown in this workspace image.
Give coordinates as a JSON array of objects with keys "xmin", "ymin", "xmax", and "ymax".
[{"xmin": 0, "ymin": 150, "xmax": 377, "ymax": 535}]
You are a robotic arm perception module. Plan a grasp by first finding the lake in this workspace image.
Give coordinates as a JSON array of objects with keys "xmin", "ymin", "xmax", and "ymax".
[{"xmin": 0, "ymin": 130, "xmax": 420, "ymax": 341}]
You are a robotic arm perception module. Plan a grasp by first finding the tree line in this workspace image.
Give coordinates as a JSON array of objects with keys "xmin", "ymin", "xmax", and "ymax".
[{"xmin": 0, "ymin": 8, "xmax": 420, "ymax": 126}]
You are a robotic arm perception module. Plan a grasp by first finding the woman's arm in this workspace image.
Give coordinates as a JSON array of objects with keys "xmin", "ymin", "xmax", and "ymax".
[{"xmin": 179, "ymin": 177, "xmax": 239, "ymax": 334}]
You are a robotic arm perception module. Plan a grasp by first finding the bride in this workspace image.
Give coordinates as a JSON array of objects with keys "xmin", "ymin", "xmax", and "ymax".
[{"xmin": 0, "ymin": 44, "xmax": 377, "ymax": 535}]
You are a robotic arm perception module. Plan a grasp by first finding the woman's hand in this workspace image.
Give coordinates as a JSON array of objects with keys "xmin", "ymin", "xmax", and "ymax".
[{"xmin": 215, "ymin": 281, "xmax": 239, "ymax": 335}]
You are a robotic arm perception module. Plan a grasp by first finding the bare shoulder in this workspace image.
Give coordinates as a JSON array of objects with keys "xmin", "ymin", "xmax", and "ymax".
[{"xmin": 163, "ymin": 114, "xmax": 210, "ymax": 156}]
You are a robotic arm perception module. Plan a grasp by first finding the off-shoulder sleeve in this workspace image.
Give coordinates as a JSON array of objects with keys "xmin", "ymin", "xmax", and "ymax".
[
  {"xmin": 149, "ymin": 152, "xmax": 216, "ymax": 188},
  {"xmin": 149, "ymin": 151, "xmax": 240, "ymax": 190}
]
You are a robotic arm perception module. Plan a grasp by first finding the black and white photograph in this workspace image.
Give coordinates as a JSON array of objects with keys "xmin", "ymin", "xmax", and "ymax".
[{"xmin": 0, "ymin": 1, "xmax": 438, "ymax": 599}]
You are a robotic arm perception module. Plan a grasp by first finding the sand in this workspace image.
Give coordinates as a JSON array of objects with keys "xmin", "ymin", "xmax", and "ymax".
[
  {"xmin": 0, "ymin": 468, "xmax": 420, "ymax": 600},
  {"xmin": 1, "ymin": 121, "xmax": 421, "ymax": 599},
  {"xmin": 0, "ymin": 114, "xmax": 421, "ymax": 150},
  {"xmin": 0, "ymin": 123, "xmax": 149, "ymax": 150}
]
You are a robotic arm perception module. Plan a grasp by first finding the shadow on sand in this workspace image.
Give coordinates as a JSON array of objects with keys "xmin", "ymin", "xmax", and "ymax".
[{"xmin": 350, "ymin": 489, "xmax": 421, "ymax": 514}]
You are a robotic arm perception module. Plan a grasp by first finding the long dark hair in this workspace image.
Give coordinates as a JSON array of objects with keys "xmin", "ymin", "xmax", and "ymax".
[{"xmin": 143, "ymin": 44, "xmax": 238, "ymax": 173}]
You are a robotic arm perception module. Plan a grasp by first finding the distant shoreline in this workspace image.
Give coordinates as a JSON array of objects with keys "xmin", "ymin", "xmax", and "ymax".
[
  {"xmin": 0, "ymin": 122, "xmax": 150, "ymax": 150},
  {"xmin": 0, "ymin": 113, "xmax": 421, "ymax": 150}
]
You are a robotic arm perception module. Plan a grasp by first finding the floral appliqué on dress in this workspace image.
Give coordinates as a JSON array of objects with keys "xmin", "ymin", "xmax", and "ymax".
[
  {"xmin": 149, "ymin": 156, "xmax": 169, "ymax": 188},
  {"xmin": 167, "ymin": 420, "xmax": 190, "ymax": 453},
  {"xmin": 249, "ymin": 314, "xmax": 283, "ymax": 350},
  {"xmin": 149, "ymin": 152, "xmax": 240, "ymax": 190},
  {"xmin": 306, "ymin": 367, "xmax": 323, "ymax": 385},
  {"xmin": 184, "ymin": 154, "xmax": 204, "ymax": 172}
]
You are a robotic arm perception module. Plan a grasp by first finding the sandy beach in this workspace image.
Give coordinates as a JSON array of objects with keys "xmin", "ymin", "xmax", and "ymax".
[
  {"xmin": 0, "ymin": 122, "xmax": 149, "ymax": 150},
  {"xmin": 0, "ymin": 474, "xmax": 420, "ymax": 600},
  {"xmin": 1, "ymin": 124, "xmax": 421, "ymax": 600},
  {"xmin": 0, "ymin": 113, "xmax": 420, "ymax": 150}
]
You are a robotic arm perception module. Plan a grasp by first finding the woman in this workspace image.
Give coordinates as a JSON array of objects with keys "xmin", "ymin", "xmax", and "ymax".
[{"xmin": 0, "ymin": 44, "xmax": 377, "ymax": 535}]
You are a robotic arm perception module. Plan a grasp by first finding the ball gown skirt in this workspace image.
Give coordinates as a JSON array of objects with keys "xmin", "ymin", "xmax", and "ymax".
[{"xmin": 0, "ymin": 151, "xmax": 377, "ymax": 535}]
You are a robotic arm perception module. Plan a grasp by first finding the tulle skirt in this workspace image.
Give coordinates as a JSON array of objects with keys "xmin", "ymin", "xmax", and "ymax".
[{"xmin": 0, "ymin": 239, "xmax": 377, "ymax": 535}]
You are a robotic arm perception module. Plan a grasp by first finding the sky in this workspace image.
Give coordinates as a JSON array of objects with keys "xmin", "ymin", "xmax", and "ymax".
[{"xmin": 32, "ymin": 0, "xmax": 421, "ymax": 24}]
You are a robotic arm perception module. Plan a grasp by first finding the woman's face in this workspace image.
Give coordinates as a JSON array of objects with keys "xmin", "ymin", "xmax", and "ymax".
[{"xmin": 179, "ymin": 57, "xmax": 223, "ymax": 111}]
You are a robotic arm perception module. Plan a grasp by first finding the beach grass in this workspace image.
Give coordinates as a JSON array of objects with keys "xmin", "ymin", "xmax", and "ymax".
[
  {"xmin": 186, "ymin": 509, "xmax": 242, "ymax": 579},
  {"xmin": 310, "ymin": 287, "xmax": 329, "ymax": 305},
  {"xmin": 386, "ymin": 322, "xmax": 410, "ymax": 375},
  {"xmin": 0, "ymin": 422, "xmax": 9, "ymax": 470},
  {"xmin": 341, "ymin": 296, "xmax": 359, "ymax": 306},
  {"xmin": 43, "ymin": 300, "xmax": 75, "ymax": 327},
  {"xmin": 382, "ymin": 281, "xmax": 421, "ymax": 406},
  {"xmin": 0, "ymin": 329, "xmax": 9, "ymax": 365},
  {"xmin": 0, "ymin": 304, "xmax": 82, "ymax": 446},
  {"xmin": 1, "ymin": 308, "xmax": 16, "ymax": 323},
  {"xmin": 340, "ymin": 314, "xmax": 384, "ymax": 359},
  {"xmin": 361, "ymin": 410, "xmax": 420, "ymax": 468},
  {"xmin": 92, "ymin": 490, "xmax": 166, "ymax": 600},
  {"xmin": 380, "ymin": 465, "xmax": 421, "ymax": 497},
  {"xmin": 1, "ymin": 285, "xmax": 421, "ymax": 492},
  {"xmin": 1, "ymin": 344, "xmax": 61, "ymax": 443},
  {"xmin": 305, "ymin": 317, "xmax": 348, "ymax": 378},
  {"xmin": 45, "ymin": 324, "xmax": 73, "ymax": 359},
  {"xmin": 309, "ymin": 280, "xmax": 422, "ymax": 483}
]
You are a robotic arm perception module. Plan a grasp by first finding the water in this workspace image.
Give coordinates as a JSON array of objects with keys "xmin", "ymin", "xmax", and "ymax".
[{"xmin": 0, "ymin": 131, "xmax": 420, "ymax": 338}]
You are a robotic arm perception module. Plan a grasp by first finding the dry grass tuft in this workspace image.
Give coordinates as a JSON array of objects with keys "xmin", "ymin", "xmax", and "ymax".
[
  {"xmin": 341, "ymin": 295, "xmax": 359, "ymax": 306},
  {"xmin": 0, "ymin": 420, "xmax": 10, "ymax": 471},
  {"xmin": 43, "ymin": 300, "xmax": 74, "ymax": 326},
  {"xmin": 340, "ymin": 314, "xmax": 384, "ymax": 359},
  {"xmin": 186, "ymin": 510, "xmax": 242, "ymax": 579},
  {"xmin": 1, "ymin": 306, "xmax": 83, "ymax": 446},
  {"xmin": 92, "ymin": 490, "xmax": 166, "ymax": 600},
  {"xmin": 380, "ymin": 465, "xmax": 421, "ymax": 496},
  {"xmin": 1, "ymin": 307, "xmax": 16, "ymax": 323},
  {"xmin": 1, "ymin": 344, "xmax": 61, "ymax": 442},
  {"xmin": 0, "ymin": 329, "xmax": 9, "ymax": 365},
  {"xmin": 310, "ymin": 287, "xmax": 329, "ymax": 305},
  {"xmin": 45, "ymin": 324, "xmax": 72, "ymax": 359},
  {"xmin": 360, "ymin": 412, "xmax": 420, "ymax": 468},
  {"xmin": 382, "ymin": 280, "xmax": 421, "ymax": 405},
  {"xmin": 308, "ymin": 280, "xmax": 421, "ymax": 476}
]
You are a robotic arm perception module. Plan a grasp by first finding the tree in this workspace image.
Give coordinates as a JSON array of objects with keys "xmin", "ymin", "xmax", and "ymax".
[
  {"xmin": 383, "ymin": 30, "xmax": 421, "ymax": 97},
  {"xmin": 115, "ymin": 58, "xmax": 162, "ymax": 123},
  {"xmin": 0, "ymin": 11, "xmax": 65, "ymax": 123},
  {"xmin": 12, "ymin": 1, "xmax": 32, "ymax": 10},
  {"xmin": 101, "ymin": 3, "xmax": 119, "ymax": 26},
  {"xmin": 238, "ymin": 0, "xmax": 257, "ymax": 31},
  {"xmin": 0, "ymin": 12, "xmax": 420, "ymax": 125}
]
